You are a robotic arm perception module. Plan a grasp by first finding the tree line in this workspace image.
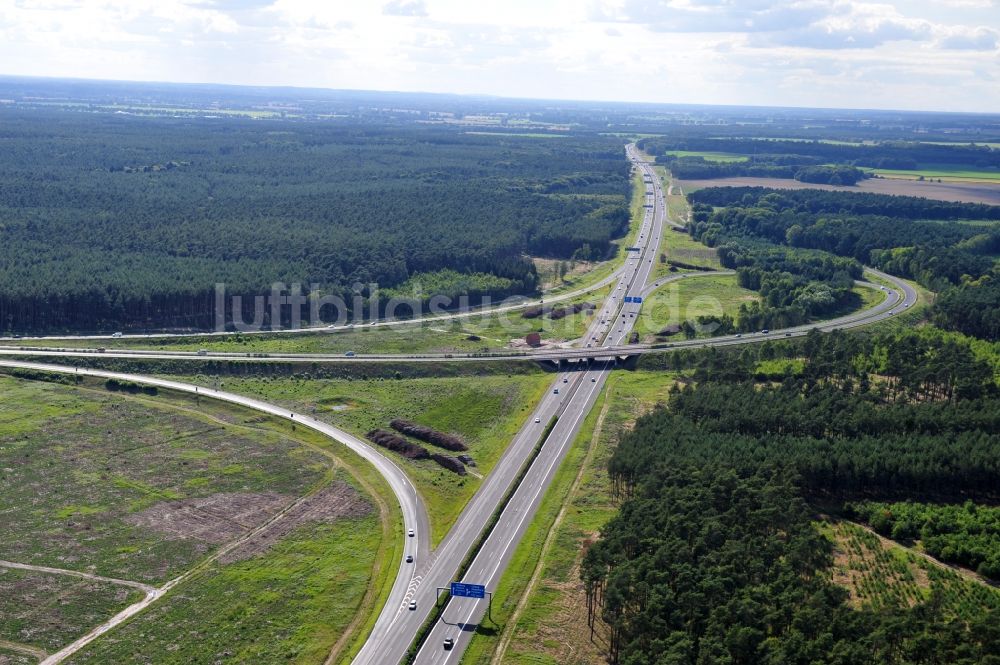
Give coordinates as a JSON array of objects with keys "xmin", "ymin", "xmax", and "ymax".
[
  {"xmin": 847, "ymin": 500, "xmax": 1000, "ymax": 580},
  {"xmin": 657, "ymin": 154, "xmax": 866, "ymax": 185}
]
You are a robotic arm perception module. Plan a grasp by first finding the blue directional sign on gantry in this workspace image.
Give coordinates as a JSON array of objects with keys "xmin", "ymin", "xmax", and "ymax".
[{"xmin": 450, "ymin": 582, "xmax": 486, "ymax": 599}]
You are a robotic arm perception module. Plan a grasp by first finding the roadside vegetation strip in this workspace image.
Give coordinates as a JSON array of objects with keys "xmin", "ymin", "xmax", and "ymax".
[
  {"xmin": 466, "ymin": 370, "xmax": 675, "ymax": 665},
  {"xmin": 181, "ymin": 372, "xmax": 553, "ymax": 547}
]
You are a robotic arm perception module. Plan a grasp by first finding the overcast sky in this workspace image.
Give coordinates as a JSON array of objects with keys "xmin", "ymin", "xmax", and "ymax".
[{"xmin": 0, "ymin": 0, "xmax": 998, "ymax": 112}]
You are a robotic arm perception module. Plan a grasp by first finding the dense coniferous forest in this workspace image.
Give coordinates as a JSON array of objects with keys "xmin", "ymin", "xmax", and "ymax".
[
  {"xmin": 687, "ymin": 187, "xmax": 1000, "ymax": 339},
  {"xmin": 584, "ymin": 328, "xmax": 1000, "ymax": 665},
  {"xmin": 0, "ymin": 110, "xmax": 629, "ymax": 332}
]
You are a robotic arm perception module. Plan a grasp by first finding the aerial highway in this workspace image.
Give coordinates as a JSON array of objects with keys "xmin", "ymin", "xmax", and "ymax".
[
  {"xmin": 350, "ymin": 143, "xmax": 667, "ymax": 665},
  {"xmin": 0, "ymin": 146, "xmax": 920, "ymax": 665},
  {"xmin": 406, "ymin": 144, "xmax": 669, "ymax": 664}
]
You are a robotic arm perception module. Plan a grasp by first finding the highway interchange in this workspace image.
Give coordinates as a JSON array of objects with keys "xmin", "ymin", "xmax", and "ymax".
[{"xmin": 0, "ymin": 145, "xmax": 918, "ymax": 664}]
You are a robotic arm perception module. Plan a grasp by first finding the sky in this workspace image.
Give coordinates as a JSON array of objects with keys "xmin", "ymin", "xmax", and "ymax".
[{"xmin": 0, "ymin": 0, "xmax": 998, "ymax": 112}]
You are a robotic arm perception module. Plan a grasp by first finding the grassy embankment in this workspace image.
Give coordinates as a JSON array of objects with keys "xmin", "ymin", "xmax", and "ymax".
[
  {"xmin": 170, "ymin": 371, "xmax": 553, "ymax": 547},
  {"xmin": 636, "ymin": 274, "xmax": 758, "ymax": 340}
]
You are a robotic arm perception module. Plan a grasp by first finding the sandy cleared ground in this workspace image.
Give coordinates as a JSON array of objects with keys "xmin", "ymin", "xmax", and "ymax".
[{"xmin": 678, "ymin": 176, "xmax": 1000, "ymax": 206}]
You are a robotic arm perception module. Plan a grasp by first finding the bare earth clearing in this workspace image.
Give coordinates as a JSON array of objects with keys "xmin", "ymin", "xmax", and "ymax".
[
  {"xmin": 219, "ymin": 482, "xmax": 372, "ymax": 563},
  {"xmin": 679, "ymin": 176, "xmax": 1000, "ymax": 205}
]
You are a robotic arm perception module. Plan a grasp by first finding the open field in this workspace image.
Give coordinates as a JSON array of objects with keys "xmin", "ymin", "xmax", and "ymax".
[
  {"xmin": 655, "ymin": 229, "xmax": 721, "ymax": 276},
  {"xmin": 637, "ymin": 274, "xmax": 758, "ymax": 338},
  {"xmin": 0, "ymin": 645, "xmax": 38, "ymax": 665},
  {"xmin": 865, "ymin": 165, "xmax": 1000, "ymax": 183},
  {"xmin": 0, "ymin": 373, "xmax": 393, "ymax": 663},
  {"xmin": 462, "ymin": 370, "xmax": 678, "ymax": 664},
  {"xmin": 0, "ymin": 374, "xmax": 334, "ymax": 582},
  {"xmin": 678, "ymin": 176, "xmax": 1000, "ymax": 205},
  {"xmin": 175, "ymin": 372, "xmax": 553, "ymax": 545}
]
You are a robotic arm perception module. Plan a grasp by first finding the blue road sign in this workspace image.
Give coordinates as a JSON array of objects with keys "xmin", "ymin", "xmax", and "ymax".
[
  {"xmin": 450, "ymin": 582, "xmax": 486, "ymax": 599},
  {"xmin": 634, "ymin": 296, "xmax": 643, "ymax": 304},
  {"xmin": 623, "ymin": 296, "xmax": 633, "ymax": 303}
]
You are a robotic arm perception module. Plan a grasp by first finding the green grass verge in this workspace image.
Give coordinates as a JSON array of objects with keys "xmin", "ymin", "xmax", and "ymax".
[
  {"xmin": 406, "ymin": 414, "xmax": 558, "ymax": 664},
  {"xmin": 172, "ymin": 372, "xmax": 553, "ymax": 546},
  {"xmin": 637, "ymin": 274, "xmax": 757, "ymax": 339}
]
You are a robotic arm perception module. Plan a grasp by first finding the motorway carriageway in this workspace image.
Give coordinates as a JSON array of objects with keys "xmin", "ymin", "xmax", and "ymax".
[{"xmin": 404, "ymin": 144, "xmax": 668, "ymax": 664}]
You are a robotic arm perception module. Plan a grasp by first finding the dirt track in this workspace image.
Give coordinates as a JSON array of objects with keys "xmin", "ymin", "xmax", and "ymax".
[
  {"xmin": 678, "ymin": 176, "xmax": 1000, "ymax": 205},
  {"xmin": 0, "ymin": 560, "xmax": 155, "ymax": 594}
]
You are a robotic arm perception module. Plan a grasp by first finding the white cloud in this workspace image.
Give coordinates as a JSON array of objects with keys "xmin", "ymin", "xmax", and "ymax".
[
  {"xmin": 755, "ymin": 3, "xmax": 934, "ymax": 49},
  {"xmin": 937, "ymin": 25, "xmax": 998, "ymax": 49},
  {"xmin": 382, "ymin": 0, "xmax": 428, "ymax": 18},
  {"xmin": 0, "ymin": 0, "xmax": 996, "ymax": 112}
]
